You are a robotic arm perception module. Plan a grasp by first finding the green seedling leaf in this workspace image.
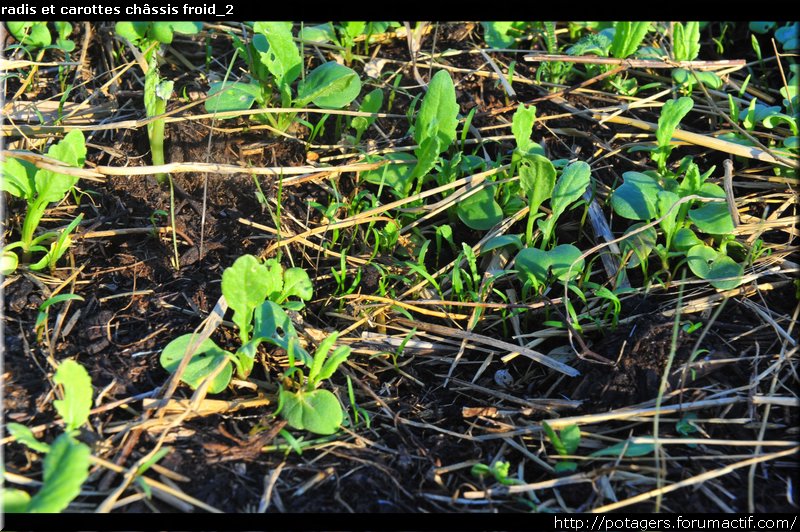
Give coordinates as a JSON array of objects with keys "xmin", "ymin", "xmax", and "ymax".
[
  {"xmin": 253, "ymin": 21, "xmax": 302, "ymax": 88},
  {"xmin": 412, "ymin": 134, "xmax": 441, "ymax": 180},
  {"xmin": 673, "ymin": 21, "xmax": 700, "ymax": 61},
  {"xmin": 7, "ymin": 423, "xmax": 51, "ymax": 453},
  {"xmin": 114, "ymin": 21, "xmax": 150, "ymax": 42},
  {"xmin": 653, "ymin": 97, "xmax": 693, "ymax": 171},
  {"xmin": 2, "ymin": 488, "xmax": 32, "ymax": 513},
  {"xmin": 35, "ymin": 130, "xmax": 85, "ymax": 204},
  {"xmin": 549, "ymin": 244, "xmax": 585, "ymax": 281},
  {"xmin": 590, "ymin": 440, "xmax": 655, "ymax": 457},
  {"xmin": 657, "ymin": 190, "xmax": 681, "ymax": 239},
  {"xmin": 610, "ymin": 21, "xmax": 651, "ymax": 59},
  {"xmin": 160, "ymin": 334, "xmax": 232, "ymax": 394},
  {"xmin": 560, "ymin": 424, "xmax": 581, "ymax": 455},
  {"xmin": 299, "ymin": 23, "xmax": 335, "ymax": 43},
  {"xmin": 481, "ymin": 234, "xmax": 523, "ymax": 253},
  {"xmin": 686, "ymin": 243, "xmax": 717, "ymax": 279},
  {"xmin": 414, "ymin": 70, "xmax": 459, "ymax": 148},
  {"xmin": 361, "ymin": 153, "xmax": 416, "ymax": 197},
  {"xmin": 672, "ymin": 69, "xmax": 722, "ymax": 90},
  {"xmin": 316, "ymin": 345, "xmax": 352, "ymax": 383},
  {"xmin": 308, "ymin": 333, "xmax": 338, "ymax": 386},
  {"xmin": 673, "ymin": 227, "xmax": 703, "ymax": 252},
  {"xmin": 689, "ymin": 203, "xmax": 734, "ymax": 235},
  {"xmin": 567, "ymin": 32, "xmax": 611, "ymax": 56},
  {"xmin": 554, "ymin": 461, "xmax": 578, "ymax": 474},
  {"xmin": 279, "ymin": 388, "xmax": 343, "ymax": 435},
  {"xmin": 542, "ymin": 421, "xmax": 566, "ymax": 456},
  {"xmin": 519, "ymin": 155, "xmax": 556, "ymax": 215},
  {"xmin": 456, "ymin": 185, "xmax": 503, "ymax": 231},
  {"xmin": 204, "ymin": 81, "xmax": 261, "ymax": 113},
  {"xmin": 538, "ymin": 161, "xmax": 591, "ymax": 243},
  {"xmin": 515, "ymin": 247, "xmax": 550, "ymax": 285},
  {"xmin": 352, "ymin": 88, "xmax": 383, "ymax": 139},
  {"xmin": 749, "ymin": 22, "xmax": 775, "ymax": 34},
  {"xmin": 52, "ymin": 359, "xmax": 92, "ymax": 432},
  {"xmin": 26, "ymin": 434, "xmax": 91, "ymax": 513},
  {"xmin": 8, "ymin": 21, "xmax": 52, "ymax": 49},
  {"xmin": 481, "ymin": 22, "xmax": 520, "ymax": 48},
  {"xmin": 512, "ymin": 103, "xmax": 537, "ymax": 155},
  {"xmin": 1, "ymin": 157, "xmax": 36, "ymax": 199},
  {"xmin": 221, "ymin": 255, "xmax": 275, "ymax": 341},
  {"xmin": 611, "ymin": 171, "xmax": 662, "ymax": 220},
  {"xmin": 705, "ymin": 254, "xmax": 744, "ymax": 290},
  {"xmin": 234, "ymin": 340, "xmax": 259, "ymax": 379},
  {"xmin": 620, "ymin": 223, "xmax": 657, "ymax": 269},
  {"xmin": 1, "ymin": 249, "xmax": 19, "ymax": 276},
  {"xmin": 297, "ymin": 62, "xmax": 362, "ymax": 109},
  {"xmin": 281, "ymin": 267, "xmax": 313, "ymax": 303}
]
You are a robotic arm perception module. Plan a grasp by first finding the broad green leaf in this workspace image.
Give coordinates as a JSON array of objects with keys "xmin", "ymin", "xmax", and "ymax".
[
  {"xmin": 539, "ymin": 161, "xmax": 591, "ymax": 242},
  {"xmin": 52, "ymin": 360, "xmax": 92, "ymax": 432},
  {"xmin": 253, "ymin": 21, "xmax": 302, "ymax": 88},
  {"xmin": 519, "ymin": 155, "xmax": 556, "ymax": 215},
  {"xmin": 689, "ymin": 202, "xmax": 735, "ymax": 235},
  {"xmin": 481, "ymin": 234, "xmax": 523, "ymax": 253},
  {"xmin": 8, "ymin": 22, "xmax": 52, "ymax": 49},
  {"xmin": 610, "ymin": 21, "xmax": 650, "ymax": 59},
  {"xmin": 560, "ymin": 424, "xmax": 581, "ymax": 455},
  {"xmin": 550, "ymin": 161, "xmax": 591, "ymax": 221},
  {"xmin": 706, "ymin": 254, "xmax": 744, "ymax": 290},
  {"xmin": 114, "ymin": 21, "xmax": 149, "ymax": 43},
  {"xmin": 341, "ymin": 21, "xmax": 367, "ymax": 40},
  {"xmin": 35, "ymin": 131, "xmax": 85, "ymax": 204},
  {"xmin": 611, "ymin": 171, "xmax": 661, "ymax": 220},
  {"xmin": 672, "ymin": 69, "xmax": 723, "ymax": 90},
  {"xmin": 279, "ymin": 388, "xmax": 343, "ymax": 435},
  {"xmin": 253, "ymin": 301, "xmax": 304, "ymax": 358},
  {"xmin": 673, "ymin": 21, "xmax": 700, "ymax": 62},
  {"xmin": 512, "ymin": 103, "xmax": 537, "ymax": 154},
  {"xmin": 282, "ymin": 267, "xmax": 313, "ymax": 302},
  {"xmin": 620, "ymin": 223, "xmax": 657, "ymax": 269},
  {"xmin": 456, "ymin": 185, "xmax": 503, "ymax": 231},
  {"xmin": 686, "ymin": 244, "xmax": 718, "ymax": 279},
  {"xmin": 297, "ymin": 62, "xmax": 362, "ymax": 109},
  {"xmin": 2, "ymin": 487, "xmax": 32, "ymax": 513},
  {"xmin": 548, "ymin": 244, "xmax": 585, "ymax": 281},
  {"xmin": 414, "ymin": 70, "xmax": 459, "ymax": 148},
  {"xmin": 673, "ymin": 227, "xmax": 703, "ymax": 252},
  {"xmin": 159, "ymin": 334, "xmax": 232, "ymax": 394},
  {"xmin": 361, "ymin": 153, "xmax": 416, "ymax": 197},
  {"xmin": 515, "ymin": 247, "xmax": 550, "ymax": 285},
  {"xmin": 26, "ymin": 434, "xmax": 90, "ymax": 513},
  {"xmin": 221, "ymin": 255, "xmax": 274, "ymax": 340},
  {"xmin": 7, "ymin": 423, "xmax": 51, "ymax": 453},
  {"xmin": 590, "ymin": 440, "xmax": 655, "ymax": 457},
  {"xmin": 1, "ymin": 157, "xmax": 36, "ymax": 200},
  {"xmin": 205, "ymin": 81, "xmax": 261, "ymax": 113}
]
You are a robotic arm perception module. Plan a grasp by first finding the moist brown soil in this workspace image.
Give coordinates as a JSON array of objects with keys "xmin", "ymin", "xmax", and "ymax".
[{"xmin": 3, "ymin": 21, "xmax": 798, "ymax": 515}]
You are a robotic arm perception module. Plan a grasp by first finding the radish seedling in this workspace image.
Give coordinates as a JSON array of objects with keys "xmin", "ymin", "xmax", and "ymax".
[
  {"xmin": 205, "ymin": 22, "xmax": 362, "ymax": 133},
  {"xmin": 1, "ymin": 130, "xmax": 86, "ymax": 274}
]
